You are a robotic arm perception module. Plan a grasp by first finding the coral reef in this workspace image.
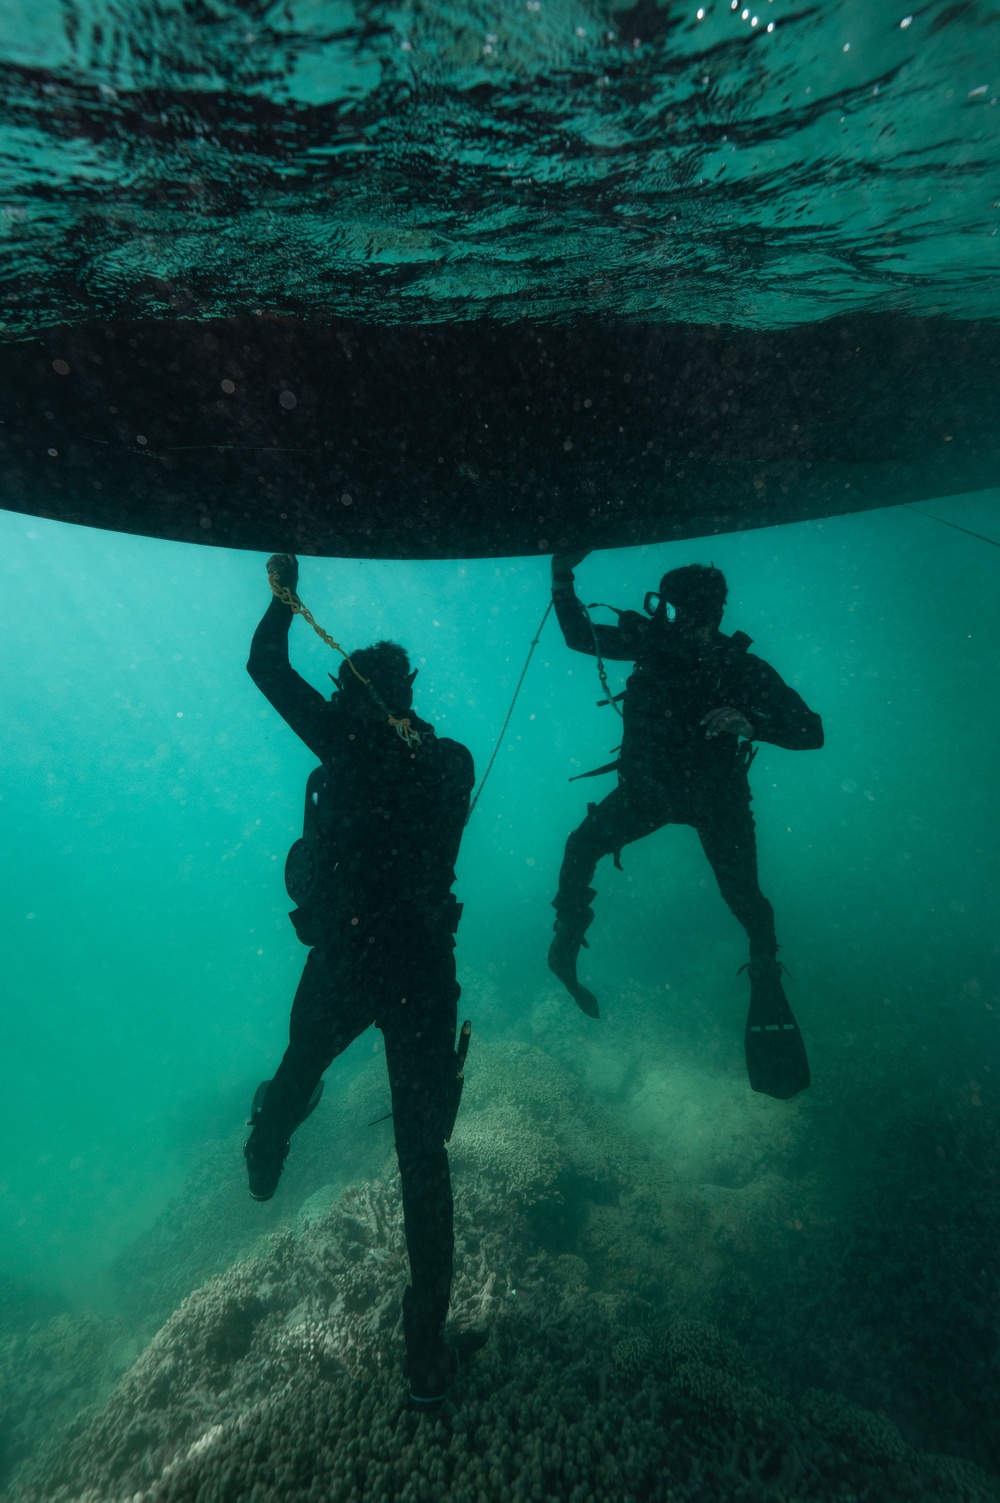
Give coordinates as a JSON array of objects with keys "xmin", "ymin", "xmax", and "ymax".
[
  {"xmin": 7, "ymin": 1041, "xmax": 999, "ymax": 1503},
  {"xmin": 0, "ymin": 1310, "xmax": 137, "ymax": 1489},
  {"xmin": 9, "ymin": 1209, "xmax": 998, "ymax": 1503},
  {"xmin": 451, "ymin": 1040, "xmax": 652, "ymax": 1202},
  {"xmin": 700, "ymin": 1025, "xmax": 1000, "ymax": 1470},
  {"xmin": 111, "ymin": 1056, "xmax": 395, "ymax": 1330},
  {"xmin": 0, "ymin": 1280, "xmax": 64, "ymax": 1343},
  {"xmin": 535, "ymin": 980, "xmax": 1000, "ymax": 1473}
]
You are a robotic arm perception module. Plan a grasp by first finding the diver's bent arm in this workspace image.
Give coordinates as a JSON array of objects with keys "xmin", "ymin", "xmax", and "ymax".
[
  {"xmin": 551, "ymin": 570, "xmax": 637, "ymax": 661},
  {"xmin": 744, "ymin": 660, "xmax": 824, "ymax": 751},
  {"xmin": 247, "ymin": 595, "xmax": 332, "ymax": 759}
]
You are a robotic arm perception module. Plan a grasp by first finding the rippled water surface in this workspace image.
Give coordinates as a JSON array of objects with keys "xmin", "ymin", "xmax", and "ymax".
[{"xmin": 2, "ymin": 0, "xmax": 999, "ymax": 330}]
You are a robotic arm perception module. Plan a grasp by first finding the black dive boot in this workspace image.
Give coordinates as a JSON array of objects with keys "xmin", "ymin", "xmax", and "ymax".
[
  {"xmin": 406, "ymin": 1336, "xmax": 457, "ymax": 1412},
  {"xmin": 741, "ymin": 959, "xmax": 811, "ymax": 1100},
  {"xmin": 403, "ymin": 1288, "xmax": 455, "ymax": 1412},
  {"xmin": 243, "ymin": 1077, "xmax": 324, "ymax": 1202},
  {"xmin": 548, "ymin": 893, "xmax": 601, "ymax": 1019},
  {"xmin": 243, "ymin": 1128, "xmax": 290, "ymax": 1202},
  {"xmin": 402, "ymin": 1289, "xmax": 487, "ymax": 1412}
]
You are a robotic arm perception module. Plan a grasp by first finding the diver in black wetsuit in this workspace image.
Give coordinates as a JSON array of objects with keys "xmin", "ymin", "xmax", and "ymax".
[
  {"xmin": 244, "ymin": 553, "xmax": 475, "ymax": 1408},
  {"xmin": 547, "ymin": 551, "xmax": 823, "ymax": 1101}
]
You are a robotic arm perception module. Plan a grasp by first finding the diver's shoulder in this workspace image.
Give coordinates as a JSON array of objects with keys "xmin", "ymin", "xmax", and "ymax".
[
  {"xmin": 718, "ymin": 630, "xmax": 766, "ymax": 667},
  {"xmin": 737, "ymin": 648, "xmax": 775, "ymax": 677},
  {"xmin": 731, "ymin": 643, "xmax": 789, "ymax": 687},
  {"xmin": 430, "ymin": 733, "xmax": 475, "ymax": 783}
]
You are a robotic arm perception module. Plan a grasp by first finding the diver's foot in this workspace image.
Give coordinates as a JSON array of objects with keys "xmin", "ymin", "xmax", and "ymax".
[
  {"xmin": 406, "ymin": 1339, "xmax": 457, "ymax": 1412},
  {"xmin": 742, "ymin": 961, "xmax": 811, "ymax": 1100},
  {"xmin": 406, "ymin": 1329, "xmax": 488, "ymax": 1412},
  {"xmin": 243, "ymin": 1129, "xmax": 290, "ymax": 1202},
  {"xmin": 548, "ymin": 927, "xmax": 601, "ymax": 1019}
]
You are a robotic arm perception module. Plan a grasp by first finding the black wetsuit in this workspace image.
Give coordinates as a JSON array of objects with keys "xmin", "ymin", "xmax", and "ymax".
[
  {"xmin": 247, "ymin": 595, "xmax": 474, "ymax": 1353},
  {"xmin": 551, "ymin": 580, "xmax": 823, "ymax": 962}
]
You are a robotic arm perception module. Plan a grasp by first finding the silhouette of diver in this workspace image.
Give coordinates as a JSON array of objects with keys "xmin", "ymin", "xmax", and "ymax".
[
  {"xmin": 547, "ymin": 551, "xmax": 824, "ymax": 1100},
  {"xmin": 244, "ymin": 553, "xmax": 476, "ymax": 1407}
]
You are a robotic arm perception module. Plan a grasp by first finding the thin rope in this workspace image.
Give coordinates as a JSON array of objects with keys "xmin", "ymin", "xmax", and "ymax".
[
  {"xmin": 268, "ymin": 575, "xmax": 422, "ymax": 747},
  {"xmin": 906, "ymin": 506, "xmax": 1000, "ymax": 551},
  {"xmin": 466, "ymin": 599, "xmax": 553, "ymax": 825}
]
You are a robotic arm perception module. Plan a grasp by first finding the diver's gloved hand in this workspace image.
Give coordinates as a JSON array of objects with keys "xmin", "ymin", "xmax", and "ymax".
[
  {"xmin": 700, "ymin": 706, "xmax": 755, "ymax": 741},
  {"xmin": 551, "ymin": 549, "xmax": 590, "ymax": 581},
  {"xmin": 266, "ymin": 552, "xmax": 299, "ymax": 598}
]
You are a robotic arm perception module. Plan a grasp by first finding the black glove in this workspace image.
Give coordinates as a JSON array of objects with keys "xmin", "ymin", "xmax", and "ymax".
[
  {"xmin": 552, "ymin": 549, "xmax": 589, "ymax": 582},
  {"xmin": 266, "ymin": 553, "xmax": 299, "ymax": 597}
]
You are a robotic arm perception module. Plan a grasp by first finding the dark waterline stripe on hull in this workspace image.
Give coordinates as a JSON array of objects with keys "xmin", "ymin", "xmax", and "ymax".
[{"xmin": 1, "ymin": 314, "xmax": 997, "ymax": 559}]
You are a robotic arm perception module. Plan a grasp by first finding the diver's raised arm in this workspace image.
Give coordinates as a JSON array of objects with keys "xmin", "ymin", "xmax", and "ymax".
[
  {"xmin": 246, "ymin": 553, "xmax": 332, "ymax": 760},
  {"xmin": 550, "ymin": 551, "xmax": 639, "ymax": 661}
]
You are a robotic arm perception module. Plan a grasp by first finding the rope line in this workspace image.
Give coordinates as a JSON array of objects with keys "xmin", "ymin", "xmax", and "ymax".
[
  {"xmin": 466, "ymin": 599, "xmax": 553, "ymax": 825},
  {"xmin": 268, "ymin": 575, "xmax": 423, "ymax": 748},
  {"xmin": 906, "ymin": 505, "xmax": 1000, "ymax": 551}
]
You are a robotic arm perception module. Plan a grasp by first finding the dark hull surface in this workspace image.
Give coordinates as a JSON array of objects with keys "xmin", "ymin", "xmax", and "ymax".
[{"xmin": 1, "ymin": 315, "xmax": 997, "ymax": 559}]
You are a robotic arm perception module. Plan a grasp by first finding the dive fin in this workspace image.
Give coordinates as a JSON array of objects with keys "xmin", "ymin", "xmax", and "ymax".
[
  {"xmin": 548, "ymin": 932, "xmax": 601, "ymax": 1019},
  {"xmin": 565, "ymin": 976, "xmax": 601, "ymax": 1020},
  {"xmin": 742, "ymin": 965, "xmax": 811, "ymax": 1100}
]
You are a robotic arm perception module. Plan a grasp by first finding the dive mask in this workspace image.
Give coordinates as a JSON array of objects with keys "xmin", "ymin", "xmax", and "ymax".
[{"xmin": 643, "ymin": 591, "xmax": 677, "ymax": 623}]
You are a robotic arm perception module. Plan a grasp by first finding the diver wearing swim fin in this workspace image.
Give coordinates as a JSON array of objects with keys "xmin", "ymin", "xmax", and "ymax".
[
  {"xmin": 243, "ymin": 553, "xmax": 475, "ymax": 1407},
  {"xmin": 548, "ymin": 551, "xmax": 823, "ymax": 1101}
]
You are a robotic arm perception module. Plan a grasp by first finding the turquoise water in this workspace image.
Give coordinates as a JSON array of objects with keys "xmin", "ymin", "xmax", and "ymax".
[
  {"xmin": 3, "ymin": 0, "xmax": 1000, "ymax": 1496},
  {"xmin": 1, "ymin": 0, "xmax": 999, "ymax": 329},
  {"xmin": 2, "ymin": 491, "xmax": 1000, "ymax": 1492}
]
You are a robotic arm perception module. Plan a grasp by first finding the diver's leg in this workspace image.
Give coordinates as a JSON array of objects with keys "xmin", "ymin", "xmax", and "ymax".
[
  {"xmin": 550, "ymin": 787, "xmax": 665, "ymax": 1017},
  {"xmin": 697, "ymin": 799, "xmax": 810, "ymax": 1100},
  {"xmin": 696, "ymin": 795, "xmax": 777, "ymax": 961},
  {"xmin": 244, "ymin": 941, "xmax": 372, "ymax": 1200},
  {"xmin": 379, "ymin": 935, "xmax": 461, "ymax": 1408}
]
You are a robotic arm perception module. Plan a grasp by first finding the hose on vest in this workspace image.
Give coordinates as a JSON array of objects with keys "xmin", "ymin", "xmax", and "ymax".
[{"xmin": 582, "ymin": 601, "xmax": 625, "ymax": 718}]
